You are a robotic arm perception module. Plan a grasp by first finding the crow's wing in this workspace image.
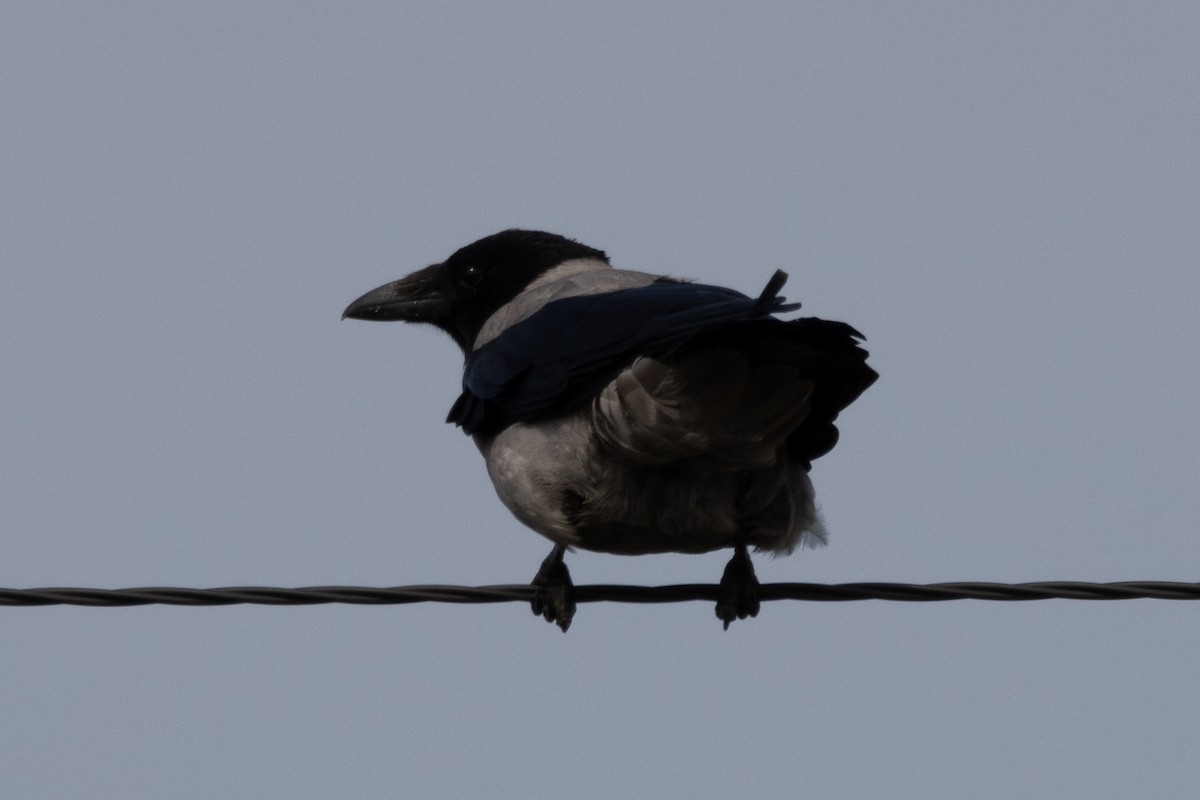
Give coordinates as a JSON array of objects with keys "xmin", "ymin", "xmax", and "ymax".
[
  {"xmin": 591, "ymin": 315, "xmax": 878, "ymax": 469},
  {"xmin": 448, "ymin": 280, "xmax": 800, "ymax": 436}
]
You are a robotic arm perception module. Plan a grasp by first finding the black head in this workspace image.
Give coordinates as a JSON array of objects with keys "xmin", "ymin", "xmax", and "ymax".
[{"xmin": 342, "ymin": 229, "xmax": 608, "ymax": 351}]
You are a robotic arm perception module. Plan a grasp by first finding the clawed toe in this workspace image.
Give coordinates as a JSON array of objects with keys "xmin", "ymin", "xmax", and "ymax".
[
  {"xmin": 531, "ymin": 543, "xmax": 576, "ymax": 632},
  {"xmin": 531, "ymin": 541, "xmax": 761, "ymax": 630},
  {"xmin": 716, "ymin": 543, "xmax": 760, "ymax": 629}
]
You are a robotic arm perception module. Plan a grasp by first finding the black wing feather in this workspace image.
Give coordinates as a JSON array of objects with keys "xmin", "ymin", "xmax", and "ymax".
[{"xmin": 449, "ymin": 281, "xmax": 801, "ymax": 435}]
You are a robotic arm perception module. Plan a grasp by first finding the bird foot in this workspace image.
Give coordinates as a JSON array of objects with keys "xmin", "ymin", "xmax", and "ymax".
[
  {"xmin": 531, "ymin": 544, "xmax": 576, "ymax": 632},
  {"xmin": 716, "ymin": 543, "xmax": 760, "ymax": 629}
]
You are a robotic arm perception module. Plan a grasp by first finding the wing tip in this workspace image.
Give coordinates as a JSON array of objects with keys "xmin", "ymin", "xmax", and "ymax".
[{"xmin": 754, "ymin": 270, "xmax": 795, "ymax": 315}]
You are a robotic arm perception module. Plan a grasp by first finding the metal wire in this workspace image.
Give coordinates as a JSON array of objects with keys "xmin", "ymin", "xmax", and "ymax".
[{"xmin": 0, "ymin": 581, "xmax": 1197, "ymax": 607}]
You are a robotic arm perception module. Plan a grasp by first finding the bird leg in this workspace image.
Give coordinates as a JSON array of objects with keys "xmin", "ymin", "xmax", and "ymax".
[
  {"xmin": 716, "ymin": 542, "xmax": 761, "ymax": 629},
  {"xmin": 531, "ymin": 542, "xmax": 576, "ymax": 632}
]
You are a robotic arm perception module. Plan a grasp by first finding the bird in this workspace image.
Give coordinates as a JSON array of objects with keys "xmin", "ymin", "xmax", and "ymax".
[{"xmin": 343, "ymin": 229, "xmax": 877, "ymax": 631}]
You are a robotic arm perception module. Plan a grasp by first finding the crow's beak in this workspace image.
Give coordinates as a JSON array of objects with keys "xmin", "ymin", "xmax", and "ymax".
[{"xmin": 342, "ymin": 264, "xmax": 449, "ymax": 322}]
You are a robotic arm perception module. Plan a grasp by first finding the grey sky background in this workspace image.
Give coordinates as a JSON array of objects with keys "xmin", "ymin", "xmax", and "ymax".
[{"xmin": 3, "ymin": 3, "xmax": 1199, "ymax": 797}]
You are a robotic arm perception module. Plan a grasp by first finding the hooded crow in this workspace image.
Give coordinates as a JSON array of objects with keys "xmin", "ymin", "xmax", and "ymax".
[{"xmin": 344, "ymin": 229, "xmax": 876, "ymax": 630}]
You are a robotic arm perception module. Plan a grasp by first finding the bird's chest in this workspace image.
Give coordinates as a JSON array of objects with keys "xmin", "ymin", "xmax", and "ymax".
[{"xmin": 475, "ymin": 415, "xmax": 741, "ymax": 555}]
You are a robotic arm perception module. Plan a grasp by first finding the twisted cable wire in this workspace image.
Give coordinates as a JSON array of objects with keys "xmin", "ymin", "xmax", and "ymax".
[{"xmin": 1, "ymin": 581, "xmax": 1197, "ymax": 607}]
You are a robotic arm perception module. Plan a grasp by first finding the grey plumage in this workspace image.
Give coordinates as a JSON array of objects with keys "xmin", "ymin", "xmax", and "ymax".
[
  {"xmin": 475, "ymin": 259, "xmax": 824, "ymax": 556},
  {"xmin": 344, "ymin": 229, "xmax": 876, "ymax": 630}
]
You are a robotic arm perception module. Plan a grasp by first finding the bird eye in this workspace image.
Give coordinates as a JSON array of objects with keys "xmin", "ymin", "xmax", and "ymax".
[{"xmin": 459, "ymin": 264, "xmax": 483, "ymax": 288}]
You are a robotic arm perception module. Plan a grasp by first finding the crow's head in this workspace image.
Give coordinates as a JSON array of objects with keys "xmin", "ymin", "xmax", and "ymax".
[{"xmin": 343, "ymin": 229, "xmax": 607, "ymax": 352}]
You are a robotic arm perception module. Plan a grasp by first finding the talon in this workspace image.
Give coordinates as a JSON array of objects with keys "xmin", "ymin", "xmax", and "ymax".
[
  {"xmin": 531, "ymin": 543, "xmax": 576, "ymax": 632},
  {"xmin": 716, "ymin": 542, "xmax": 760, "ymax": 629}
]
